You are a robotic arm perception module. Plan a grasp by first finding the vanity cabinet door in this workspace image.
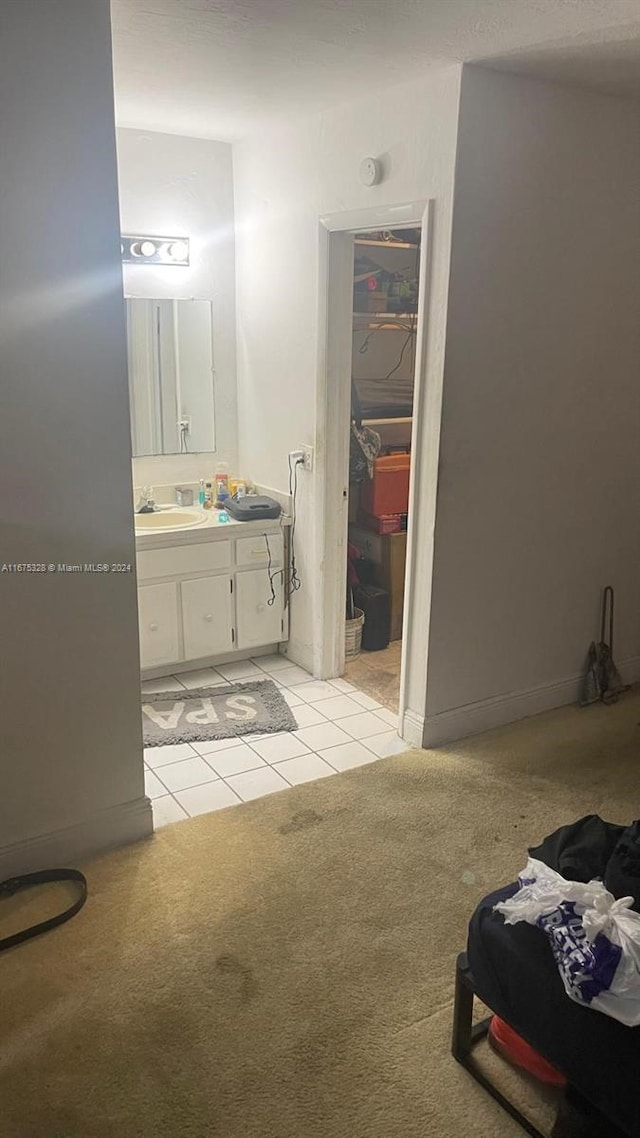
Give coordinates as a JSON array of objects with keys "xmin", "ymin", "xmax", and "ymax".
[
  {"xmin": 138, "ymin": 582, "xmax": 180, "ymax": 668},
  {"xmin": 181, "ymin": 575, "xmax": 233, "ymax": 660},
  {"xmin": 235, "ymin": 568, "xmax": 284, "ymax": 650}
]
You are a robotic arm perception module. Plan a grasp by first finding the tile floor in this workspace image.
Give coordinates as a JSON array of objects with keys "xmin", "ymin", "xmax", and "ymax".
[{"xmin": 142, "ymin": 655, "xmax": 408, "ymax": 828}]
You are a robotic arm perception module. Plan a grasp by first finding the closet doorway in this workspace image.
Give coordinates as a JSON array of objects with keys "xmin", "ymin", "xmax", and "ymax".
[
  {"xmin": 345, "ymin": 228, "xmax": 420, "ymax": 711},
  {"xmin": 318, "ymin": 199, "xmax": 433, "ymax": 746}
]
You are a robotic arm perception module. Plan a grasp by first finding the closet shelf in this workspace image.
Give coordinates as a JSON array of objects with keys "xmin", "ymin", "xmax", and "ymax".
[
  {"xmin": 353, "ymin": 311, "xmax": 418, "ymax": 330},
  {"xmin": 354, "ymin": 238, "xmax": 419, "ymax": 250}
]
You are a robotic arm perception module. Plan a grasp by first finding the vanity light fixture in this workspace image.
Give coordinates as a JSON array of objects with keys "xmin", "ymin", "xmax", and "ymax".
[{"xmin": 121, "ymin": 235, "xmax": 190, "ymax": 266}]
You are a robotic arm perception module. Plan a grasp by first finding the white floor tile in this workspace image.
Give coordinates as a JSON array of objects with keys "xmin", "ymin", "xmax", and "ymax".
[
  {"xmin": 289, "ymin": 680, "xmax": 338, "ymax": 703},
  {"xmin": 293, "ymin": 722, "xmax": 353, "ymax": 751},
  {"xmin": 363, "ymin": 732, "xmax": 408, "ymax": 758},
  {"xmin": 216, "ymin": 660, "xmax": 265, "ymax": 681},
  {"xmin": 191, "ymin": 736, "xmax": 245, "ymax": 756},
  {"xmin": 144, "ymin": 769, "xmax": 168, "ymax": 799},
  {"xmin": 252, "ymin": 654, "xmax": 295, "ymax": 673},
  {"xmin": 204, "ymin": 743, "xmax": 266, "ymax": 778},
  {"xmin": 274, "ymin": 665, "xmax": 313, "ymax": 687},
  {"xmin": 329, "ymin": 678, "xmax": 357, "ymax": 694},
  {"xmin": 319, "ymin": 741, "xmax": 378, "ymax": 772},
  {"xmin": 349, "ymin": 690, "xmax": 383, "ymax": 711},
  {"xmin": 249, "ymin": 733, "xmax": 311, "ymax": 763},
  {"xmin": 144, "ymin": 742, "xmax": 197, "ymax": 768},
  {"xmin": 273, "ymin": 753, "xmax": 334, "ymax": 785},
  {"xmin": 281, "ymin": 688, "xmax": 305, "ymax": 708},
  {"xmin": 309, "ymin": 694, "xmax": 364, "ymax": 720},
  {"xmin": 375, "ymin": 707, "xmax": 399, "ymax": 728},
  {"xmin": 178, "ymin": 668, "xmax": 230, "ymax": 690},
  {"xmin": 152, "ymin": 795, "xmax": 189, "ymax": 827},
  {"xmin": 292, "ymin": 703, "xmax": 328, "ymax": 729},
  {"xmin": 144, "ymin": 657, "xmax": 404, "ymax": 829},
  {"xmin": 175, "ymin": 781, "xmax": 241, "ymax": 816},
  {"xmin": 141, "ymin": 677, "xmax": 185, "ymax": 695},
  {"xmin": 333, "ymin": 711, "xmax": 392, "ymax": 740},
  {"xmin": 155, "ymin": 756, "xmax": 219, "ymax": 793},
  {"xmin": 226, "ymin": 766, "xmax": 290, "ymax": 802}
]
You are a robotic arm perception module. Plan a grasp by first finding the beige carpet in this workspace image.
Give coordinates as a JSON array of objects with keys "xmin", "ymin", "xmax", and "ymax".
[
  {"xmin": 2, "ymin": 694, "xmax": 639, "ymax": 1138},
  {"xmin": 344, "ymin": 641, "xmax": 402, "ymax": 710}
]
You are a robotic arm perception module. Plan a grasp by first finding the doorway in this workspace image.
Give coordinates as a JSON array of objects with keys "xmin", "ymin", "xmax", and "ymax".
[
  {"xmin": 317, "ymin": 200, "xmax": 432, "ymax": 745},
  {"xmin": 345, "ymin": 227, "xmax": 421, "ymax": 711}
]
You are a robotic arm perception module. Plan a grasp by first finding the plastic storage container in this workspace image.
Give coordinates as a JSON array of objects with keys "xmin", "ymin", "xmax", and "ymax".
[
  {"xmin": 354, "ymin": 585, "xmax": 390, "ymax": 651},
  {"xmin": 358, "ymin": 511, "xmax": 406, "ymax": 535},
  {"xmin": 360, "ymin": 453, "xmax": 410, "ymax": 518}
]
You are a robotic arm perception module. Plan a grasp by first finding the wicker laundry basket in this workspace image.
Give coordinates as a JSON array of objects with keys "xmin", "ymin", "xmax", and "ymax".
[{"xmin": 345, "ymin": 608, "xmax": 365, "ymax": 661}]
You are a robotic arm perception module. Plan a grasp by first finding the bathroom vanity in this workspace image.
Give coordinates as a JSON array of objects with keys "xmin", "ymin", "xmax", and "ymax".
[
  {"xmin": 135, "ymin": 512, "xmax": 289, "ymax": 674},
  {"xmin": 126, "ymin": 295, "xmax": 290, "ymax": 676}
]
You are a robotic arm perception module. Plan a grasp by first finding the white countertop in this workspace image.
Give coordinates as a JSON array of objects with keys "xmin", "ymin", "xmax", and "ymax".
[{"xmin": 135, "ymin": 509, "xmax": 290, "ymax": 551}]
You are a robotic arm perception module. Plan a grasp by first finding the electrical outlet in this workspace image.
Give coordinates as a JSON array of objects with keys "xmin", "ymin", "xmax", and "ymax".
[
  {"xmin": 302, "ymin": 444, "xmax": 314, "ymax": 472},
  {"xmin": 289, "ymin": 449, "xmax": 304, "ymax": 466}
]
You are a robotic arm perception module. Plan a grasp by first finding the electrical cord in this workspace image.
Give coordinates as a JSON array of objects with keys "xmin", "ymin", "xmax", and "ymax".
[
  {"xmin": 178, "ymin": 421, "xmax": 190, "ymax": 453},
  {"xmin": 384, "ymin": 329, "xmax": 414, "ymax": 382},
  {"xmin": 382, "ymin": 240, "xmax": 420, "ymax": 382},
  {"xmin": 264, "ymin": 532, "xmax": 277, "ymax": 606},
  {"xmin": 262, "ymin": 454, "xmax": 303, "ymax": 605},
  {"xmin": 287, "ymin": 453, "xmax": 303, "ymax": 597}
]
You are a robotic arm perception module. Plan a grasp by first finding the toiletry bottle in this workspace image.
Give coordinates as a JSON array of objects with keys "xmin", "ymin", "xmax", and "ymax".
[
  {"xmin": 203, "ymin": 481, "xmax": 213, "ymax": 509},
  {"xmin": 215, "ymin": 463, "xmax": 229, "ymax": 500},
  {"xmin": 198, "ymin": 478, "xmax": 206, "ymax": 507}
]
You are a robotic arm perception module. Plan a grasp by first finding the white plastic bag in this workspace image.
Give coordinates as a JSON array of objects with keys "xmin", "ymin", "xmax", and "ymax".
[{"xmin": 495, "ymin": 857, "xmax": 640, "ymax": 1026}]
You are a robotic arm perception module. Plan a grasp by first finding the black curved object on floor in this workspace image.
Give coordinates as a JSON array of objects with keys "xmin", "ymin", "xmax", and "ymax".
[{"xmin": 0, "ymin": 868, "xmax": 87, "ymax": 953}]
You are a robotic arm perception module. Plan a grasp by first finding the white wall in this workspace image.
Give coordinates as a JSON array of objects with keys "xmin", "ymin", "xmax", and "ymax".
[
  {"xmin": 0, "ymin": 0, "xmax": 151, "ymax": 873},
  {"xmin": 117, "ymin": 129, "xmax": 238, "ymax": 490},
  {"xmin": 233, "ymin": 67, "xmax": 462, "ymax": 696},
  {"xmin": 424, "ymin": 67, "xmax": 640, "ymax": 740}
]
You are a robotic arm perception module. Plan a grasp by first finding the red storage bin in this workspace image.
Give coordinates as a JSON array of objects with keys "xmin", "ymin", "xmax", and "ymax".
[
  {"xmin": 360, "ymin": 453, "xmax": 410, "ymax": 518},
  {"xmin": 358, "ymin": 511, "xmax": 406, "ymax": 534}
]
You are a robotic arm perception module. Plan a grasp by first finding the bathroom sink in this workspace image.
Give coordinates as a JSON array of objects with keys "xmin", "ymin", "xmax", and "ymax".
[{"xmin": 134, "ymin": 507, "xmax": 208, "ymax": 533}]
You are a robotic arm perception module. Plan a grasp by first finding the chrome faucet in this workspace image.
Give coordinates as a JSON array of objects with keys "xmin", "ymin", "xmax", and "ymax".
[{"xmin": 136, "ymin": 485, "xmax": 156, "ymax": 513}]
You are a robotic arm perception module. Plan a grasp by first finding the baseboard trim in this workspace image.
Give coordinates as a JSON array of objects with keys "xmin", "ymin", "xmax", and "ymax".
[
  {"xmin": 143, "ymin": 646, "xmax": 279, "ymax": 680},
  {"xmin": 422, "ymin": 655, "xmax": 640, "ymax": 748},
  {"xmin": 0, "ymin": 796, "xmax": 153, "ymax": 879},
  {"xmin": 401, "ymin": 708, "xmax": 425, "ymax": 748}
]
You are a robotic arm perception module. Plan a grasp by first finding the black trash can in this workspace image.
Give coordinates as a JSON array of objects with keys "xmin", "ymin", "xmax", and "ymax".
[{"xmin": 354, "ymin": 584, "xmax": 390, "ymax": 651}]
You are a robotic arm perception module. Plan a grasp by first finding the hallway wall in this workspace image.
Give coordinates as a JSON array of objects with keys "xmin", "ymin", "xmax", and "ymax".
[{"xmin": 424, "ymin": 66, "xmax": 640, "ymax": 741}]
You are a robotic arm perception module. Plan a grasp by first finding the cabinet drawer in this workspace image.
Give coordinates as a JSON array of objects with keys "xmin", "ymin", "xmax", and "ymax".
[
  {"xmin": 181, "ymin": 576, "xmax": 233, "ymax": 660},
  {"xmin": 137, "ymin": 540, "xmax": 231, "ymax": 581},
  {"xmin": 235, "ymin": 532, "xmax": 283, "ymax": 568},
  {"xmin": 138, "ymin": 582, "xmax": 180, "ymax": 668}
]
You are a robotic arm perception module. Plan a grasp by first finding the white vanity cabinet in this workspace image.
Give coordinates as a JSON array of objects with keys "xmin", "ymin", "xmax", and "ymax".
[
  {"xmin": 181, "ymin": 575, "xmax": 233, "ymax": 659},
  {"xmin": 137, "ymin": 581, "xmax": 180, "ymax": 668},
  {"xmin": 136, "ymin": 522, "xmax": 288, "ymax": 673}
]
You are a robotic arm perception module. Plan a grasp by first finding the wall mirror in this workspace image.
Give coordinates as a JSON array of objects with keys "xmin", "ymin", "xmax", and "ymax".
[{"xmin": 125, "ymin": 298, "xmax": 214, "ymax": 456}]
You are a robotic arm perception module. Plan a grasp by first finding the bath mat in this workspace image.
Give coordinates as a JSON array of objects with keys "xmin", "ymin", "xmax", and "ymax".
[{"xmin": 142, "ymin": 679, "xmax": 297, "ymax": 746}]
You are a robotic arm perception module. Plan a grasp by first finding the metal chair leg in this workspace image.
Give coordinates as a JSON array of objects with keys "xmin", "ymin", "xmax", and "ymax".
[{"xmin": 452, "ymin": 952, "xmax": 547, "ymax": 1138}]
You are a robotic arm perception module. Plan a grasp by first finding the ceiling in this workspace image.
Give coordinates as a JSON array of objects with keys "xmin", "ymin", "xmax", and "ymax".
[{"xmin": 110, "ymin": 0, "xmax": 640, "ymax": 140}]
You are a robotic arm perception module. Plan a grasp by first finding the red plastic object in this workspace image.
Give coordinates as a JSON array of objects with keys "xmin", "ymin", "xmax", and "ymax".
[
  {"xmin": 488, "ymin": 1016, "xmax": 567, "ymax": 1088},
  {"xmin": 360, "ymin": 453, "xmax": 410, "ymax": 518},
  {"xmin": 358, "ymin": 511, "xmax": 406, "ymax": 534}
]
